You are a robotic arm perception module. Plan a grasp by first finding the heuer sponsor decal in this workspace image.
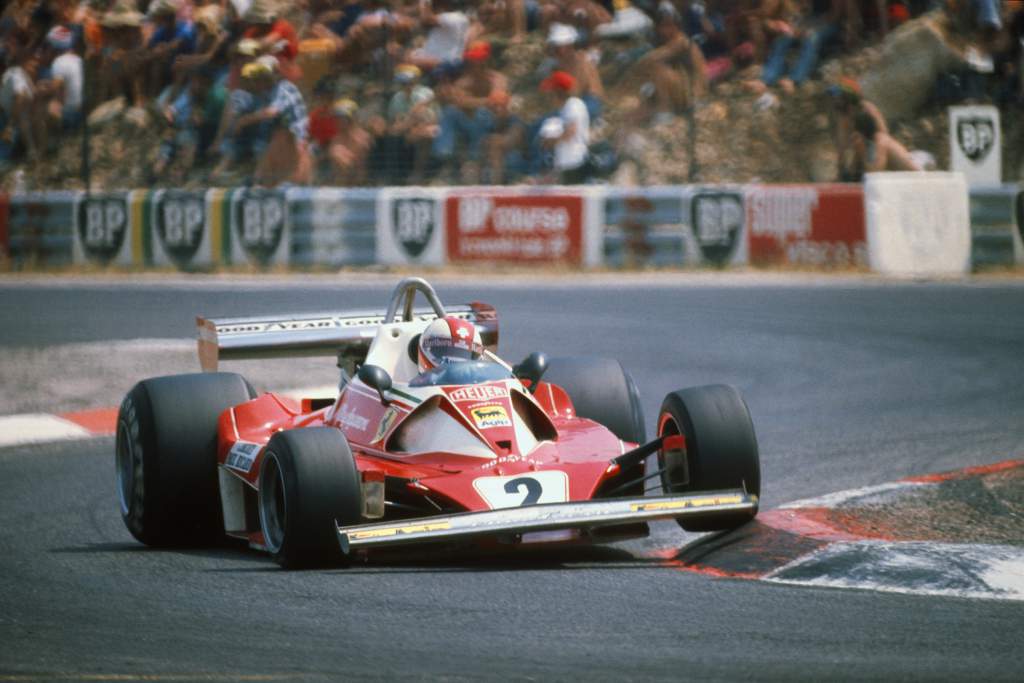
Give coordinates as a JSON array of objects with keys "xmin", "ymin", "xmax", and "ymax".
[
  {"xmin": 225, "ymin": 441, "xmax": 261, "ymax": 473},
  {"xmin": 471, "ymin": 405, "xmax": 511, "ymax": 429},
  {"xmin": 448, "ymin": 385, "xmax": 509, "ymax": 402}
]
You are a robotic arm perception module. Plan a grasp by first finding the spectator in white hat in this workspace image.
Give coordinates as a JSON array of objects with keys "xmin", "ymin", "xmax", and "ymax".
[{"xmin": 547, "ymin": 22, "xmax": 604, "ymax": 121}]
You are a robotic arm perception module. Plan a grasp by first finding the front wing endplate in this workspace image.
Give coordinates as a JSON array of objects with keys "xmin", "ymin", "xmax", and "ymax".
[{"xmin": 336, "ymin": 491, "xmax": 757, "ymax": 553}]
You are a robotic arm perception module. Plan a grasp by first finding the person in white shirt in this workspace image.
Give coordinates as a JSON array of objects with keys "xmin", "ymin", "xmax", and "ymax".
[
  {"xmin": 37, "ymin": 26, "xmax": 84, "ymax": 137},
  {"xmin": 0, "ymin": 47, "xmax": 39, "ymax": 159},
  {"xmin": 409, "ymin": 0, "xmax": 470, "ymax": 71},
  {"xmin": 539, "ymin": 69, "xmax": 589, "ymax": 184}
]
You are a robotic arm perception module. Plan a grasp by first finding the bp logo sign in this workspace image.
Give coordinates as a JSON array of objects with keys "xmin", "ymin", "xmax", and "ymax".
[
  {"xmin": 155, "ymin": 192, "xmax": 205, "ymax": 267},
  {"xmin": 392, "ymin": 198, "xmax": 435, "ymax": 259},
  {"xmin": 957, "ymin": 117, "xmax": 995, "ymax": 163},
  {"xmin": 77, "ymin": 197, "xmax": 127, "ymax": 265},
  {"xmin": 233, "ymin": 191, "xmax": 286, "ymax": 265},
  {"xmin": 691, "ymin": 191, "xmax": 743, "ymax": 264}
]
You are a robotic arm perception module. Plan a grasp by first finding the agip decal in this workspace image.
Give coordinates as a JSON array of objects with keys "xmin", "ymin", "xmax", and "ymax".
[{"xmin": 471, "ymin": 405, "xmax": 511, "ymax": 430}]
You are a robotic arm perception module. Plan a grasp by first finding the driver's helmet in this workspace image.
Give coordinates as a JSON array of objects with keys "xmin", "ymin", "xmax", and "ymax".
[{"xmin": 418, "ymin": 316, "xmax": 484, "ymax": 371}]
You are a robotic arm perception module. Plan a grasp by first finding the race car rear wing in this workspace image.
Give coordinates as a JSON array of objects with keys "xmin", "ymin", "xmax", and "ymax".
[
  {"xmin": 196, "ymin": 278, "xmax": 499, "ymax": 372},
  {"xmin": 336, "ymin": 490, "xmax": 758, "ymax": 553},
  {"xmin": 197, "ymin": 302, "xmax": 499, "ymax": 372}
]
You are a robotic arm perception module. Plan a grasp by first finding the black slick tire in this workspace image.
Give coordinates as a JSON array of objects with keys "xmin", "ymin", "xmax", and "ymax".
[
  {"xmin": 544, "ymin": 356, "xmax": 646, "ymax": 443},
  {"xmin": 115, "ymin": 372, "xmax": 256, "ymax": 546},
  {"xmin": 257, "ymin": 427, "xmax": 362, "ymax": 569},
  {"xmin": 658, "ymin": 384, "xmax": 760, "ymax": 532}
]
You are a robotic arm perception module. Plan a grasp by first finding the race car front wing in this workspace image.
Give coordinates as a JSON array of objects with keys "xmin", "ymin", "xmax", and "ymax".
[{"xmin": 336, "ymin": 490, "xmax": 757, "ymax": 553}]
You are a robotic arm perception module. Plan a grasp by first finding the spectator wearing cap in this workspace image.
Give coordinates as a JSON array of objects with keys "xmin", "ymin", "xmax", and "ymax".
[
  {"xmin": 171, "ymin": 4, "xmax": 230, "ymax": 84},
  {"xmin": 33, "ymin": 25, "xmax": 83, "ymax": 153},
  {"xmin": 547, "ymin": 23, "xmax": 604, "ymax": 121},
  {"xmin": 408, "ymin": 0, "xmax": 470, "ymax": 72},
  {"xmin": 243, "ymin": 0, "xmax": 302, "ymax": 82},
  {"xmin": 145, "ymin": 0, "xmax": 197, "ymax": 97},
  {"xmin": 97, "ymin": 0, "xmax": 145, "ymax": 107},
  {"xmin": 829, "ymin": 77, "xmax": 889, "ymax": 181},
  {"xmin": 211, "ymin": 56, "xmax": 275, "ymax": 182},
  {"xmin": 0, "ymin": 41, "xmax": 39, "ymax": 161},
  {"xmin": 751, "ymin": 0, "xmax": 848, "ymax": 96},
  {"xmin": 324, "ymin": 97, "xmax": 373, "ymax": 185},
  {"xmin": 387, "ymin": 63, "xmax": 439, "ymax": 182},
  {"xmin": 631, "ymin": 10, "xmax": 707, "ymax": 124},
  {"xmin": 539, "ymin": 69, "xmax": 589, "ymax": 184},
  {"xmin": 243, "ymin": 56, "xmax": 312, "ymax": 186},
  {"xmin": 433, "ymin": 40, "xmax": 507, "ymax": 182}
]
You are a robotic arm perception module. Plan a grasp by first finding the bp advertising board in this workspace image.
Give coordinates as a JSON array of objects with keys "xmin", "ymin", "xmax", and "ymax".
[
  {"xmin": 150, "ymin": 190, "xmax": 212, "ymax": 269},
  {"xmin": 73, "ymin": 193, "xmax": 135, "ymax": 266},
  {"xmin": 949, "ymin": 105, "xmax": 1001, "ymax": 186},
  {"xmin": 685, "ymin": 189, "xmax": 746, "ymax": 265},
  {"xmin": 445, "ymin": 191, "xmax": 583, "ymax": 264},
  {"xmin": 376, "ymin": 189, "xmax": 445, "ymax": 266},
  {"xmin": 228, "ymin": 189, "xmax": 290, "ymax": 266}
]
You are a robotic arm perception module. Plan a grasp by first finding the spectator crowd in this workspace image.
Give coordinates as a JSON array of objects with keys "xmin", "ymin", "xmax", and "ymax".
[{"xmin": 1, "ymin": 0, "xmax": 1021, "ymax": 186}]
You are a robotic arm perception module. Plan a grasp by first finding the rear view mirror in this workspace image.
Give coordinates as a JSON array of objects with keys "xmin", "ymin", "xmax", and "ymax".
[
  {"xmin": 513, "ymin": 352, "xmax": 548, "ymax": 393},
  {"xmin": 358, "ymin": 364, "xmax": 393, "ymax": 405}
]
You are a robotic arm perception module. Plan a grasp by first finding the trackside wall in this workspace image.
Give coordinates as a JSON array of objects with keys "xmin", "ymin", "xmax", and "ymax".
[{"xmin": 2, "ymin": 180, "xmax": 1019, "ymax": 272}]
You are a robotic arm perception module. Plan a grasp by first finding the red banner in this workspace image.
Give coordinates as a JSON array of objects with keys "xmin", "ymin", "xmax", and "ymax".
[
  {"xmin": 747, "ymin": 184, "xmax": 866, "ymax": 268},
  {"xmin": 446, "ymin": 192, "xmax": 583, "ymax": 264}
]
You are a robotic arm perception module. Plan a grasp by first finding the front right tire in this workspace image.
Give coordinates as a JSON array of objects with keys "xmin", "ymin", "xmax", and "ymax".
[{"xmin": 658, "ymin": 384, "xmax": 761, "ymax": 532}]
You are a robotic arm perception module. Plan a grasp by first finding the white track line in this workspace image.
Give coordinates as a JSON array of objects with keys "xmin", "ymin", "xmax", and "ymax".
[
  {"xmin": 764, "ymin": 541, "xmax": 1024, "ymax": 602},
  {"xmin": 0, "ymin": 414, "xmax": 93, "ymax": 447}
]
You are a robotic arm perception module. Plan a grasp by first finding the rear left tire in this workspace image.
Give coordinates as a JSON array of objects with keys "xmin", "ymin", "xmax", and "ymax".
[
  {"xmin": 544, "ymin": 356, "xmax": 646, "ymax": 443},
  {"xmin": 115, "ymin": 372, "xmax": 256, "ymax": 546}
]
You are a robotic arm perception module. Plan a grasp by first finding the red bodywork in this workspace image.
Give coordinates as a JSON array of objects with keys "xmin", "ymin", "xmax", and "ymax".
[{"xmin": 215, "ymin": 377, "xmax": 640, "ymax": 551}]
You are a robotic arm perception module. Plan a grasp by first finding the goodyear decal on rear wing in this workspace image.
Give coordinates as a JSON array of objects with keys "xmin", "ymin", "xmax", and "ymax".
[
  {"xmin": 347, "ymin": 521, "xmax": 452, "ymax": 541},
  {"xmin": 630, "ymin": 494, "xmax": 746, "ymax": 512}
]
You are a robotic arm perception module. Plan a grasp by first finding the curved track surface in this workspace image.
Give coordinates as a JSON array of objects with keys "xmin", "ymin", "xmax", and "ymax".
[{"xmin": 2, "ymin": 276, "xmax": 1023, "ymax": 680}]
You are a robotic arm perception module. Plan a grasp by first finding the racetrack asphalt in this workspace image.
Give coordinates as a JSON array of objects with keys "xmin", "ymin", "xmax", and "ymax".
[{"xmin": 1, "ymin": 275, "xmax": 1023, "ymax": 680}]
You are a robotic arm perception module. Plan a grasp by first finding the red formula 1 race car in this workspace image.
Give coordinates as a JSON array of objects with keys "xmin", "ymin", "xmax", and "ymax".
[{"xmin": 116, "ymin": 278, "xmax": 760, "ymax": 567}]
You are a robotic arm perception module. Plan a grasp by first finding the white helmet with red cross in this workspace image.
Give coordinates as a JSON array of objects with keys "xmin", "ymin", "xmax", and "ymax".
[{"xmin": 418, "ymin": 316, "xmax": 484, "ymax": 371}]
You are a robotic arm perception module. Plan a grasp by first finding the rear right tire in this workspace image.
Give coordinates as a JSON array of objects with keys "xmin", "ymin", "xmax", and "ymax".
[{"xmin": 258, "ymin": 427, "xmax": 362, "ymax": 568}]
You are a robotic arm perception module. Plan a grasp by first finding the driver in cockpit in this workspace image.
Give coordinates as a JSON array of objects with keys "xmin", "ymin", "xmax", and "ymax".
[{"xmin": 417, "ymin": 316, "xmax": 486, "ymax": 371}]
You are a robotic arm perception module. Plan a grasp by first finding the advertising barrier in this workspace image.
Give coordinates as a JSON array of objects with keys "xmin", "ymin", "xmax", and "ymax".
[
  {"xmin": 205, "ymin": 188, "xmax": 290, "ymax": 267},
  {"xmin": 968, "ymin": 184, "xmax": 1022, "ymax": 268},
  {"xmin": 603, "ymin": 186, "xmax": 746, "ymax": 267},
  {"xmin": 73, "ymin": 192, "xmax": 139, "ymax": 267},
  {"xmin": 949, "ymin": 105, "xmax": 1001, "ymax": 187},
  {"xmin": 446, "ymin": 188, "xmax": 585, "ymax": 265},
  {"xmin": 147, "ymin": 189, "xmax": 215, "ymax": 269},
  {"xmin": 288, "ymin": 187, "xmax": 378, "ymax": 267},
  {"xmin": 7, "ymin": 191, "xmax": 78, "ymax": 266},
  {"xmin": 747, "ymin": 184, "xmax": 867, "ymax": 268},
  {"xmin": 865, "ymin": 172, "xmax": 970, "ymax": 276},
  {"xmin": 376, "ymin": 188, "xmax": 445, "ymax": 266}
]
